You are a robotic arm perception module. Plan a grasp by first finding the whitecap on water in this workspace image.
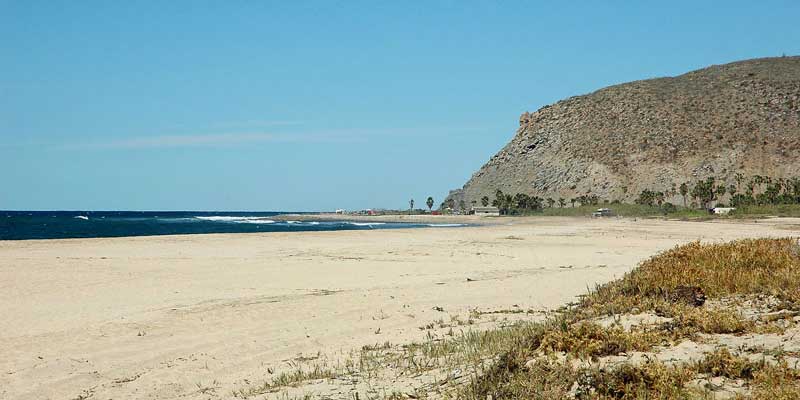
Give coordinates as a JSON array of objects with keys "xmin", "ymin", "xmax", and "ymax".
[
  {"xmin": 195, "ymin": 216, "xmax": 275, "ymax": 224},
  {"xmin": 234, "ymin": 219, "xmax": 275, "ymax": 224},
  {"xmin": 346, "ymin": 222, "xmax": 386, "ymax": 226}
]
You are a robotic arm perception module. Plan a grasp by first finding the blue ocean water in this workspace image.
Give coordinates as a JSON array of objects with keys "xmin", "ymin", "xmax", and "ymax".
[{"xmin": 0, "ymin": 211, "xmax": 465, "ymax": 240}]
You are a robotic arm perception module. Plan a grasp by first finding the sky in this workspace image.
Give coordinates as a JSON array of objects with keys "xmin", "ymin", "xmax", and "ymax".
[{"xmin": 2, "ymin": 1, "xmax": 800, "ymax": 211}]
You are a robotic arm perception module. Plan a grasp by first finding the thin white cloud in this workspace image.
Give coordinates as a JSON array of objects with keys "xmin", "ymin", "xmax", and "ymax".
[
  {"xmin": 94, "ymin": 132, "xmax": 284, "ymax": 148},
  {"xmin": 33, "ymin": 124, "xmax": 497, "ymax": 150},
  {"xmin": 55, "ymin": 131, "xmax": 362, "ymax": 150},
  {"xmin": 163, "ymin": 119, "xmax": 303, "ymax": 131}
]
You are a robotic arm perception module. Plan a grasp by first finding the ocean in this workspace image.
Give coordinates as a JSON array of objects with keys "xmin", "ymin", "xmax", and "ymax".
[{"xmin": 0, "ymin": 211, "xmax": 465, "ymax": 240}]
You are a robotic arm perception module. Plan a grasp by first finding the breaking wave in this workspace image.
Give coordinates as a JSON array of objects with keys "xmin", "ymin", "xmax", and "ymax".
[
  {"xmin": 195, "ymin": 216, "xmax": 275, "ymax": 224},
  {"xmin": 346, "ymin": 222, "xmax": 386, "ymax": 226}
]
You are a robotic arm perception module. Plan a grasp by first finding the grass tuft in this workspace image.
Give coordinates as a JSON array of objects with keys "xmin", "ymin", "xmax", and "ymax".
[
  {"xmin": 537, "ymin": 321, "xmax": 661, "ymax": 360},
  {"xmin": 456, "ymin": 238, "xmax": 800, "ymax": 399}
]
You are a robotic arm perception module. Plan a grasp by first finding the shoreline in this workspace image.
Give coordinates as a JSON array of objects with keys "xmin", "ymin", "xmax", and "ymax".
[
  {"xmin": 272, "ymin": 212, "xmax": 502, "ymax": 224},
  {"xmin": 2, "ymin": 212, "xmax": 786, "ymax": 243}
]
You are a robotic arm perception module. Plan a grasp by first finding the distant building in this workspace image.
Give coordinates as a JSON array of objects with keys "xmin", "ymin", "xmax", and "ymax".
[
  {"xmin": 472, "ymin": 206, "xmax": 500, "ymax": 216},
  {"xmin": 335, "ymin": 209, "xmax": 346, "ymax": 214}
]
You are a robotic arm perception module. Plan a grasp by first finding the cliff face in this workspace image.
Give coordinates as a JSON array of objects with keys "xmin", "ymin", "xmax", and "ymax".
[{"xmin": 448, "ymin": 57, "xmax": 800, "ymax": 207}]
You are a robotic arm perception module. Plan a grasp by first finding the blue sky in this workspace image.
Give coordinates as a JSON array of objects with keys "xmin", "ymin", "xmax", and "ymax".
[{"xmin": 2, "ymin": 1, "xmax": 799, "ymax": 211}]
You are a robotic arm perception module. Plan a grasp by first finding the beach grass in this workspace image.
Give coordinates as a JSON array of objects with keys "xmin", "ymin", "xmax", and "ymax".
[
  {"xmin": 451, "ymin": 237, "xmax": 800, "ymax": 399},
  {"xmin": 233, "ymin": 238, "xmax": 800, "ymax": 399}
]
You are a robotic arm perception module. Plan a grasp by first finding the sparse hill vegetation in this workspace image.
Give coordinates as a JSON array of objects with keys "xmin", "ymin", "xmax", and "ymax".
[{"xmin": 447, "ymin": 57, "xmax": 800, "ymax": 210}]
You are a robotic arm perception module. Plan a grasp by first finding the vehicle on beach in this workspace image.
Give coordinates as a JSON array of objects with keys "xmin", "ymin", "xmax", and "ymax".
[
  {"xmin": 710, "ymin": 207, "xmax": 736, "ymax": 215},
  {"xmin": 591, "ymin": 208, "xmax": 614, "ymax": 217}
]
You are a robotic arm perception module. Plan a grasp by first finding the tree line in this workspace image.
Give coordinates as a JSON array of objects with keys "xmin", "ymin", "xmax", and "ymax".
[
  {"xmin": 636, "ymin": 174, "xmax": 800, "ymax": 209},
  {"xmin": 411, "ymin": 174, "xmax": 800, "ymax": 216},
  {"xmin": 472, "ymin": 174, "xmax": 800, "ymax": 216},
  {"xmin": 483, "ymin": 189, "xmax": 599, "ymax": 215}
]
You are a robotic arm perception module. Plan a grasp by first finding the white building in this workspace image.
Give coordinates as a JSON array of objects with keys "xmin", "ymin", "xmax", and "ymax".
[{"xmin": 472, "ymin": 206, "xmax": 500, "ymax": 216}]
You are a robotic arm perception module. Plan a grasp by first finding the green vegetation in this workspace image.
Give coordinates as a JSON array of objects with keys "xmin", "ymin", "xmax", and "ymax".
[
  {"xmin": 475, "ymin": 174, "xmax": 800, "ymax": 218},
  {"xmin": 233, "ymin": 239, "xmax": 800, "ymax": 399},
  {"xmin": 540, "ymin": 203, "xmax": 709, "ymax": 218},
  {"xmin": 732, "ymin": 204, "xmax": 800, "ymax": 217},
  {"xmin": 451, "ymin": 238, "xmax": 800, "ymax": 399}
]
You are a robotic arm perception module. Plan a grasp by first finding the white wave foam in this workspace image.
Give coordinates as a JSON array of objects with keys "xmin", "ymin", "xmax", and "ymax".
[
  {"xmin": 74, "ymin": 215, "xmax": 89, "ymax": 220},
  {"xmin": 195, "ymin": 216, "xmax": 248, "ymax": 222},
  {"xmin": 347, "ymin": 222, "xmax": 386, "ymax": 226},
  {"xmin": 195, "ymin": 216, "xmax": 275, "ymax": 224},
  {"xmin": 233, "ymin": 219, "xmax": 275, "ymax": 224},
  {"xmin": 427, "ymin": 223, "xmax": 465, "ymax": 227}
]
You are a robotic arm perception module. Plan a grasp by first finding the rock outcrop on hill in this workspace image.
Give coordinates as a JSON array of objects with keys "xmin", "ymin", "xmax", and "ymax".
[{"xmin": 447, "ymin": 57, "xmax": 800, "ymax": 208}]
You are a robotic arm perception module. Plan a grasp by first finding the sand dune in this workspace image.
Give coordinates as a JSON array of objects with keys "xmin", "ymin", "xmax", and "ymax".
[{"xmin": 1, "ymin": 217, "xmax": 798, "ymax": 399}]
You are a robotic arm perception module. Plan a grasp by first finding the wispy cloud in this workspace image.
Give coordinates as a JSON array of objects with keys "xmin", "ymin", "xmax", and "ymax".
[
  {"xmin": 162, "ymin": 119, "xmax": 303, "ymax": 131},
  {"xmin": 10, "ymin": 124, "xmax": 496, "ymax": 151},
  {"xmin": 55, "ymin": 131, "xmax": 363, "ymax": 150}
]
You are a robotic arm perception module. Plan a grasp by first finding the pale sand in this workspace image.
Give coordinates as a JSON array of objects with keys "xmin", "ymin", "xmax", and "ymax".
[{"xmin": 1, "ymin": 217, "xmax": 799, "ymax": 399}]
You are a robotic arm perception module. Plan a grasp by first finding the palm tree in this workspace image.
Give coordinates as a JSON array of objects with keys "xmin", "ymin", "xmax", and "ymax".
[
  {"xmin": 716, "ymin": 184, "xmax": 727, "ymax": 201},
  {"xmin": 546, "ymin": 198, "xmax": 555, "ymax": 208},
  {"xmin": 679, "ymin": 183, "xmax": 689, "ymax": 207},
  {"xmin": 735, "ymin": 173, "xmax": 744, "ymax": 190},
  {"xmin": 570, "ymin": 198, "xmax": 577, "ymax": 208},
  {"xmin": 493, "ymin": 189, "xmax": 504, "ymax": 206},
  {"xmin": 481, "ymin": 196, "xmax": 489, "ymax": 207},
  {"xmin": 426, "ymin": 196, "xmax": 434, "ymax": 211},
  {"xmin": 558, "ymin": 198, "xmax": 566, "ymax": 208}
]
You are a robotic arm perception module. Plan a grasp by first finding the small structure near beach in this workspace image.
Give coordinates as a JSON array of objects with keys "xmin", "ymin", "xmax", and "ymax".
[
  {"xmin": 472, "ymin": 206, "xmax": 500, "ymax": 216},
  {"xmin": 591, "ymin": 208, "xmax": 614, "ymax": 217},
  {"xmin": 711, "ymin": 207, "xmax": 736, "ymax": 215}
]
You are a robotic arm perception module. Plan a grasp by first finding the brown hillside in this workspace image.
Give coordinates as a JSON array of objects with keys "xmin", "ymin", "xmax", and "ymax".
[{"xmin": 447, "ymin": 57, "xmax": 800, "ymax": 207}]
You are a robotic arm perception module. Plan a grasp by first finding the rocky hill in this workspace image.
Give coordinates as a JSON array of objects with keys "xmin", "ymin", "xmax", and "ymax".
[{"xmin": 447, "ymin": 57, "xmax": 800, "ymax": 208}]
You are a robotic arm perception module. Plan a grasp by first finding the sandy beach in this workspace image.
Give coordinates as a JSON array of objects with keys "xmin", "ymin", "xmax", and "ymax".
[{"xmin": 2, "ymin": 217, "xmax": 799, "ymax": 399}]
